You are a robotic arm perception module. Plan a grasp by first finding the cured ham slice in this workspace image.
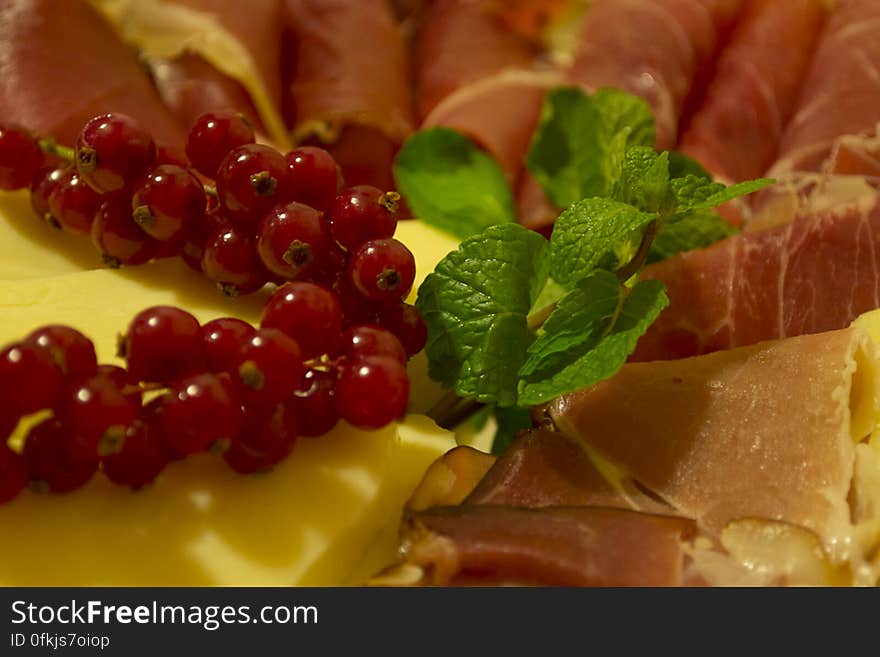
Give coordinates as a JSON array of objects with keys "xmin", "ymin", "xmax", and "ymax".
[
  {"xmin": 0, "ymin": 0, "xmax": 185, "ymax": 149},
  {"xmin": 770, "ymin": 0, "xmax": 880, "ymax": 176},
  {"xmin": 679, "ymin": 0, "xmax": 827, "ymax": 183},
  {"xmin": 391, "ymin": 505, "xmax": 694, "ymax": 586},
  {"xmin": 569, "ymin": 0, "xmax": 742, "ymax": 151},
  {"xmin": 634, "ymin": 197, "xmax": 880, "ymax": 361},
  {"xmin": 284, "ymin": 0, "xmax": 414, "ymax": 187},
  {"xmin": 548, "ymin": 328, "xmax": 879, "ymax": 560}
]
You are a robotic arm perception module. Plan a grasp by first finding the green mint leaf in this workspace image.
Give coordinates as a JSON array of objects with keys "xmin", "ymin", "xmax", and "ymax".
[
  {"xmin": 526, "ymin": 87, "xmax": 654, "ymax": 208},
  {"xmin": 668, "ymin": 151, "xmax": 712, "ymax": 181},
  {"xmin": 490, "ymin": 406, "xmax": 534, "ymax": 455},
  {"xmin": 614, "ymin": 146, "xmax": 670, "ymax": 212},
  {"xmin": 648, "ymin": 210, "xmax": 737, "ymax": 263},
  {"xmin": 393, "ymin": 127, "xmax": 515, "ymax": 239},
  {"xmin": 672, "ymin": 175, "xmax": 774, "ymax": 211},
  {"xmin": 415, "ymin": 224, "xmax": 548, "ymax": 406},
  {"xmin": 548, "ymin": 197, "xmax": 657, "ymax": 288},
  {"xmin": 517, "ymin": 273, "xmax": 669, "ymax": 406}
]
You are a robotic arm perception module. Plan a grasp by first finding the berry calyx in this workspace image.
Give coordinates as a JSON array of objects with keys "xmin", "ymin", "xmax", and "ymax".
[
  {"xmin": 256, "ymin": 201, "xmax": 330, "ymax": 280},
  {"xmin": 91, "ymin": 198, "xmax": 158, "ymax": 268},
  {"xmin": 132, "ymin": 164, "xmax": 206, "ymax": 242},
  {"xmin": 0, "ymin": 124, "xmax": 43, "ymax": 191},
  {"xmin": 335, "ymin": 356, "xmax": 409, "ymax": 429},
  {"xmin": 348, "ymin": 238, "xmax": 415, "ymax": 303},
  {"xmin": 261, "ymin": 282, "xmax": 343, "ymax": 358},
  {"xmin": 120, "ymin": 306, "xmax": 204, "ymax": 383},
  {"xmin": 75, "ymin": 113, "xmax": 156, "ymax": 193},
  {"xmin": 185, "ymin": 111, "xmax": 255, "ymax": 179},
  {"xmin": 234, "ymin": 328, "xmax": 303, "ymax": 406},
  {"xmin": 329, "ymin": 185, "xmax": 398, "ymax": 251},
  {"xmin": 215, "ymin": 144, "xmax": 288, "ymax": 223}
]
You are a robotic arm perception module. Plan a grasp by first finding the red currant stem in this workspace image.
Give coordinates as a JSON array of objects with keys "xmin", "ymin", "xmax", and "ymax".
[
  {"xmin": 37, "ymin": 137, "xmax": 75, "ymax": 163},
  {"xmin": 204, "ymin": 183, "xmax": 217, "ymax": 199},
  {"xmin": 303, "ymin": 354, "xmax": 341, "ymax": 373}
]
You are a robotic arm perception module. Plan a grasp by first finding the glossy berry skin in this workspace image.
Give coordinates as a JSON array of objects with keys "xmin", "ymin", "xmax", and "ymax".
[
  {"xmin": 286, "ymin": 369, "xmax": 339, "ymax": 437},
  {"xmin": 25, "ymin": 325, "xmax": 98, "ymax": 379},
  {"xmin": 102, "ymin": 414, "xmax": 169, "ymax": 488},
  {"xmin": 223, "ymin": 403, "xmax": 296, "ymax": 474},
  {"xmin": 201, "ymin": 317, "xmax": 256, "ymax": 373},
  {"xmin": 75, "ymin": 113, "xmax": 156, "ymax": 193},
  {"xmin": 0, "ymin": 445, "xmax": 28, "ymax": 503},
  {"xmin": 333, "ymin": 276, "xmax": 379, "ymax": 326},
  {"xmin": 95, "ymin": 364, "xmax": 140, "ymax": 404},
  {"xmin": 55, "ymin": 373, "xmax": 141, "ymax": 460},
  {"xmin": 234, "ymin": 328, "xmax": 303, "ymax": 406},
  {"xmin": 0, "ymin": 124, "xmax": 43, "ymax": 191},
  {"xmin": 1, "ymin": 402, "xmax": 18, "ymax": 441},
  {"xmin": 329, "ymin": 186, "xmax": 398, "ymax": 251},
  {"xmin": 24, "ymin": 418, "xmax": 98, "ymax": 494},
  {"xmin": 0, "ymin": 342, "xmax": 62, "ymax": 415},
  {"xmin": 132, "ymin": 164, "xmax": 206, "ymax": 241},
  {"xmin": 342, "ymin": 325, "xmax": 406, "ymax": 364},
  {"xmin": 285, "ymin": 146, "xmax": 340, "ymax": 212},
  {"xmin": 201, "ymin": 223, "xmax": 268, "ymax": 296},
  {"xmin": 215, "ymin": 144, "xmax": 288, "ymax": 223},
  {"xmin": 160, "ymin": 373, "xmax": 244, "ymax": 455},
  {"xmin": 348, "ymin": 238, "xmax": 415, "ymax": 303},
  {"xmin": 180, "ymin": 208, "xmax": 228, "ymax": 272},
  {"xmin": 261, "ymin": 282, "xmax": 344, "ymax": 358},
  {"xmin": 335, "ymin": 356, "xmax": 409, "ymax": 430},
  {"xmin": 121, "ymin": 305, "xmax": 204, "ymax": 383},
  {"xmin": 185, "ymin": 111, "xmax": 255, "ymax": 179},
  {"xmin": 92, "ymin": 198, "xmax": 158, "ymax": 268},
  {"xmin": 48, "ymin": 169, "xmax": 103, "ymax": 234},
  {"xmin": 378, "ymin": 303, "xmax": 427, "ymax": 357},
  {"xmin": 256, "ymin": 201, "xmax": 330, "ymax": 280},
  {"xmin": 30, "ymin": 167, "xmax": 66, "ymax": 228}
]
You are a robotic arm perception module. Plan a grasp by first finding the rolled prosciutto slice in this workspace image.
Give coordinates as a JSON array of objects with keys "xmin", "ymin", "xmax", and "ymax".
[
  {"xmin": 569, "ymin": 0, "xmax": 743, "ymax": 151},
  {"xmin": 393, "ymin": 505, "xmax": 694, "ymax": 586},
  {"xmin": 284, "ymin": 0, "xmax": 414, "ymax": 187},
  {"xmin": 679, "ymin": 0, "xmax": 827, "ymax": 183},
  {"xmin": 633, "ymin": 195, "xmax": 880, "ymax": 361},
  {"xmin": 548, "ymin": 327, "xmax": 879, "ymax": 560},
  {"xmin": 0, "ymin": 0, "xmax": 185, "ymax": 149},
  {"xmin": 770, "ymin": 0, "xmax": 880, "ymax": 176}
]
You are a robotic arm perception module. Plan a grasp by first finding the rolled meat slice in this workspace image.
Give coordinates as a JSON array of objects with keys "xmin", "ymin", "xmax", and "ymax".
[
  {"xmin": 633, "ymin": 194, "xmax": 880, "ymax": 361},
  {"xmin": 548, "ymin": 327, "xmax": 879, "ymax": 562},
  {"xmin": 391, "ymin": 505, "xmax": 695, "ymax": 586},
  {"xmin": 679, "ymin": 0, "xmax": 827, "ymax": 183},
  {"xmin": 284, "ymin": 0, "xmax": 414, "ymax": 187},
  {"xmin": 0, "ymin": 0, "xmax": 185, "ymax": 149}
]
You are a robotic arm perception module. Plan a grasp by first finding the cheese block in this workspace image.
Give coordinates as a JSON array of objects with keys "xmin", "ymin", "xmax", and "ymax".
[{"xmin": 0, "ymin": 192, "xmax": 462, "ymax": 585}]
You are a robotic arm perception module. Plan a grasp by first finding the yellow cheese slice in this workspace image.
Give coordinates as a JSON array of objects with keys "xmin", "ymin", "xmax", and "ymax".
[{"xmin": 0, "ymin": 193, "xmax": 463, "ymax": 585}]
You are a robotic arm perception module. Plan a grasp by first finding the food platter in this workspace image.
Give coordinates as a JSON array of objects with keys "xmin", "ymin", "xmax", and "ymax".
[{"xmin": 1, "ymin": 0, "xmax": 880, "ymax": 587}]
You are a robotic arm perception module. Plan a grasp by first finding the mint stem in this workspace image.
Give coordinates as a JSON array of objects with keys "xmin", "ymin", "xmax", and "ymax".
[
  {"xmin": 427, "ymin": 392, "xmax": 484, "ymax": 430},
  {"xmin": 614, "ymin": 219, "xmax": 658, "ymax": 282},
  {"xmin": 37, "ymin": 138, "xmax": 75, "ymax": 163}
]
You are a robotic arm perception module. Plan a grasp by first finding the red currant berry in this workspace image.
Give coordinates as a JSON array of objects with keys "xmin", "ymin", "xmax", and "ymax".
[
  {"xmin": 0, "ymin": 124, "xmax": 43, "ymax": 191},
  {"xmin": 285, "ymin": 146, "xmax": 340, "ymax": 211},
  {"xmin": 120, "ymin": 305, "xmax": 204, "ymax": 383},
  {"xmin": 342, "ymin": 325, "xmax": 406, "ymax": 364},
  {"xmin": 0, "ymin": 444, "xmax": 28, "ymax": 503},
  {"xmin": 201, "ymin": 317, "xmax": 256, "ymax": 373},
  {"xmin": 335, "ymin": 356, "xmax": 409, "ymax": 429},
  {"xmin": 348, "ymin": 238, "xmax": 415, "ymax": 303},
  {"xmin": 160, "ymin": 372, "xmax": 244, "ymax": 455},
  {"xmin": 333, "ymin": 276, "xmax": 379, "ymax": 326},
  {"xmin": 180, "ymin": 207, "xmax": 228, "ymax": 272},
  {"xmin": 234, "ymin": 328, "xmax": 303, "ymax": 406},
  {"xmin": 102, "ymin": 412, "xmax": 169, "ymax": 489},
  {"xmin": 285, "ymin": 369, "xmax": 339, "ymax": 437},
  {"xmin": 76, "ymin": 113, "xmax": 156, "ymax": 193},
  {"xmin": 261, "ymin": 282, "xmax": 344, "ymax": 358},
  {"xmin": 55, "ymin": 373, "xmax": 141, "ymax": 459},
  {"xmin": 1, "ymin": 402, "xmax": 19, "ymax": 441},
  {"xmin": 92, "ymin": 198, "xmax": 158, "ymax": 268},
  {"xmin": 95, "ymin": 364, "xmax": 141, "ymax": 404},
  {"xmin": 0, "ymin": 342, "xmax": 62, "ymax": 415},
  {"xmin": 378, "ymin": 303, "xmax": 428, "ymax": 357},
  {"xmin": 30, "ymin": 167, "xmax": 66, "ymax": 229},
  {"xmin": 132, "ymin": 164, "xmax": 206, "ymax": 241},
  {"xmin": 223, "ymin": 403, "xmax": 296, "ymax": 474},
  {"xmin": 25, "ymin": 325, "xmax": 98, "ymax": 379},
  {"xmin": 48, "ymin": 169, "xmax": 103, "ymax": 234},
  {"xmin": 24, "ymin": 418, "xmax": 98, "ymax": 494},
  {"xmin": 185, "ymin": 111, "xmax": 255, "ymax": 179},
  {"xmin": 329, "ymin": 186, "xmax": 399, "ymax": 251},
  {"xmin": 201, "ymin": 223, "xmax": 268, "ymax": 296},
  {"xmin": 256, "ymin": 201, "xmax": 330, "ymax": 280},
  {"xmin": 215, "ymin": 144, "xmax": 288, "ymax": 223}
]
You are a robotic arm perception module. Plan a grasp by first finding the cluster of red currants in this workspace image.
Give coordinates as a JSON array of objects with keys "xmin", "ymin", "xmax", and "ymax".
[
  {"xmin": 0, "ymin": 287, "xmax": 426, "ymax": 504},
  {"xmin": 0, "ymin": 111, "xmax": 417, "ymax": 304}
]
